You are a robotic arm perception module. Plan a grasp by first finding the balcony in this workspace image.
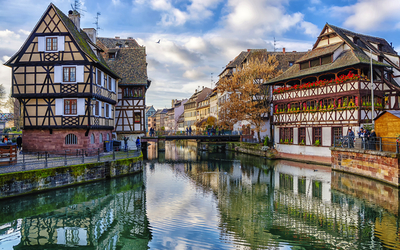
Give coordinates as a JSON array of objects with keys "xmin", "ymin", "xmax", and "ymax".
[{"xmin": 273, "ymin": 78, "xmax": 384, "ymax": 102}]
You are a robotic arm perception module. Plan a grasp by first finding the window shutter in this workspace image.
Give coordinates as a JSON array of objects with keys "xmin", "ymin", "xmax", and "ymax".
[
  {"xmin": 38, "ymin": 37, "xmax": 45, "ymax": 52},
  {"xmin": 111, "ymin": 78, "xmax": 115, "ymax": 92},
  {"xmin": 109, "ymin": 104, "xmax": 112, "ymax": 118},
  {"xmin": 58, "ymin": 36, "xmax": 65, "ymax": 51},
  {"xmin": 55, "ymin": 99, "xmax": 63, "ymax": 115},
  {"xmin": 54, "ymin": 66, "xmax": 62, "ymax": 83},
  {"xmin": 77, "ymin": 99, "xmax": 85, "ymax": 115},
  {"xmin": 101, "ymin": 72, "xmax": 104, "ymax": 87},
  {"xmin": 76, "ymin": 66, "xmax": 84, "ymax": 83},
  {"xmin": 98, "ymin": 101, "xmax": 102, "ymax": 116}
]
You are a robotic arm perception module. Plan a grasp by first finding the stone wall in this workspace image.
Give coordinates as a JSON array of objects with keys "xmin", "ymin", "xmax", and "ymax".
[
  {"xmin": 23, "ymin": 128, "xmax": 112, "ymax": 152},
  {"xmin": 331, "ymin": 147, "xmax": 400, "ymax": 187},
  {"xmin": 0, "ymin": 155, "xmax": 142, "ymax": 199},
  {"xmin": 331, "ymin": 171, "xmax": 399, "ymax": 216},
  {"xmin": 226, "ymin": 142, "xmax": 277, "ymax": 158}
]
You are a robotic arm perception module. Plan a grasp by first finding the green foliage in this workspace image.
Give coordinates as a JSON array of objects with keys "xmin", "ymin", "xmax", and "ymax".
[
  {"xmin": 264, "ymin": 136, "xmax": 269, "ymax": 146},
  {"xmin": 314, "ymin": 139, "xmax": 320, "ymax": 146}
]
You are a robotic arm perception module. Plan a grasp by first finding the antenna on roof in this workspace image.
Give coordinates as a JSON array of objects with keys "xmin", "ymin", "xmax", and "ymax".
[
  {"xmin": 211, "ymin": 73, "xmax": 213, "ymax": 88},
  {"xmin": 94, "ymin": 12, "xmax": 101, "ymax": 35},
  {"xmin": 71, "ymin": 0, "xmax": 85, "ymax": 16},
  {"xmin": 273, "ymin": 37, "xmax": 277, "ymax": 52}
]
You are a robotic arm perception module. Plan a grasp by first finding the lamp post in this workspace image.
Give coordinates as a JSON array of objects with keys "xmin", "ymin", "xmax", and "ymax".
[{"xmin": 370, "ymin": 48, "xmax": 374, "ymax": 125}]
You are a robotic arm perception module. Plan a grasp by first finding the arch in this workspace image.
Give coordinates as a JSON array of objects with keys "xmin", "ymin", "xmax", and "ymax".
[
  {"xmin": 65, "ymin": 134, "xmax": 77, "ymax": 145},
  {"xmin": 300, "ymin": 76, "xmax": 317, "ymax": 85},
  {"xmin": 106, "ymin": 133, "xmax": 110, "ymax": 141},
  {"xmin": 91, "ymin": 133, "xmax": 95, "ymax": 144},
  {"xmin": 99, "ymin": 133, "xmax": 103, "ymax": 143}
]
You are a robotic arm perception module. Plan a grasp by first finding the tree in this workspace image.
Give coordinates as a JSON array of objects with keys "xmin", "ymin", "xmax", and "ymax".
[{"xmin": 217, "ymin": 54, "xmax": 282, "ymax": 142}]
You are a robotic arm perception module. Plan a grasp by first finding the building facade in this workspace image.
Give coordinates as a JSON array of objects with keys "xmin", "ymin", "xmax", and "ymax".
[
  {"xmin": 267, "ymin": 24, "xmax": 400, "ymax": 160},
  {"xmin": 97, "ymin": 36, "xmax": 150, "ymax": 146},
  {"xmin": 145, "ymin": 105, "xmax": 156, "ymax": 133},
  {"xmin": 184, "ymin": 87, "xmax": 212, "ymax": 131},
  {"xmin": 4, "ymin": 4, "xmax": 119, "ymax": 152}
]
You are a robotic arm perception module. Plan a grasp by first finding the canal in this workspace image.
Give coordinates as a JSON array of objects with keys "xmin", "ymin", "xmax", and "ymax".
[{"xmin": 0, "ymin": 140, "xmax": 399, "ymax": 249}]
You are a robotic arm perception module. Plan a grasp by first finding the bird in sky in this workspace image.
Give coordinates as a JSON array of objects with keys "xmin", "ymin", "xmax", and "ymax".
[{"xmin": 156, "ymin": 40, "xmax": 160, "ymax": 43}]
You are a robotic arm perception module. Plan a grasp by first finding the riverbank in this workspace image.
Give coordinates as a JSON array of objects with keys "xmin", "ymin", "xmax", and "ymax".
[
  {"xmin": 225, "ymin": 142, "xmax": 331, "ymax": 166},
  {"xmin": 0, "ymin": 153, "xmax": 143, "ymax": 200}
]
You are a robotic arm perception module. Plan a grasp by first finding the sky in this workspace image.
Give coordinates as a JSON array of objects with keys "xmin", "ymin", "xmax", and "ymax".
[{"xmin": 1, "ymin": 0, "xmax": 400, "ymax": 110}]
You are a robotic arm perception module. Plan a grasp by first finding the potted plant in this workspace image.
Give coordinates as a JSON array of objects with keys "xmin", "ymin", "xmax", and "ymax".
[{"xmin": 314, "ymin": 139, "xmax": 320, "ymax": 146}]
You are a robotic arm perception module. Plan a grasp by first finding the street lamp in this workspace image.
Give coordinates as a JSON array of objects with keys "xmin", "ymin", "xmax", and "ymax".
[{"xmin": 369, "ymin": 48, "xmax": 374, "ymax": 125}]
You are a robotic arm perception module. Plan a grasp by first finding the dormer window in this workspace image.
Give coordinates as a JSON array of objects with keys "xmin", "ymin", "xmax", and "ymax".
[
  {"xmin": 353, "ymin": 36, "xmax": 359, "ymax": 44},
  {"xmin": 289, "ymin": 61, "xmax": 294, "ymax": 66},
  {"xmin": 378, "ymin": 44, "xmax": 383, "ymax": 51},
  {"xmin": 109, "ymin": 52, "xmax": 115, "ymax": 59},
  {"xmin": 116, "ymin": 44, "xmax": 122, "ymax": 48},
  {"xmin": 378, "ymin": 56, "xmax": 384, "ymax": 62}
]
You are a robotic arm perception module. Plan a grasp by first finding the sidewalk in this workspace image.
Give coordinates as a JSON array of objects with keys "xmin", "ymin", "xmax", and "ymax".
[{"xmin": 0, "ymin": 148, "xmax": 142, "ymax": 174}]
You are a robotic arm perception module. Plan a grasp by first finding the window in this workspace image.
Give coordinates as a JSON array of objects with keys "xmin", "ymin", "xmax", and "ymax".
[
  {"xmin": 63, "ymin": 67, "xmax": 76, "ymax": 82},
  {"xmin": 106, "ymin": 133, "xmax": 110, "ymax": 140},
  {"xmin": 65, "ymin": 134, "xmax": 77, "ymax": 144},
  {"xmin": 353, "ymin": 36, "xmax": 359, "ymax": 44},
  {"xmin": 378, "ymin": 56, "xmax": 383, "ymax": 62},
  {"xmin": 106, "ymin": 104, "xmax": 110, "ymax": 118},
  {"xmin": 108, "ymin": 76, "xmax": 112, "ymax": 90},
  {"xmin": 104, "ymin": 75, "xmax": 107, "ymax": 88},
  {"xmin": 91, "ymin": 134, "xmax": 95, "ymax": 144},
  {"xmin": 378, "ymin": 44, "xmax": 383, "ymax": 51},
  {"xmin": 289, "ymin": 61, "xmax": 294, "ymax": 66},
  {"xmin": 97, "ymin": 70, "xmax": 101, "ymax": 85},
  {"xmin": 321, "ymin": 55, "xmax": 331, "ymax": 65},
  {"xmin": 332, "ymin": 127, "xmax": 342, "ymax": 145},
  {"xmin": 95, "ymin": 101, "xmax": 99, "ymax": 116},
  {"xmin": 300, "ymin": 61, "xmax": 310, "ymax": 70},
  {"xmin": 109, "ymin": 53, "xmax": 115, "ymax": 59},
  {"xmin": 123, "ymin": 87, "xmax": 143, "ymax": 98},
  {"xmin": 298, "ymin": 127, "xmax": 306, "ymax": 145},
  {"xmin": 313, "ymin": 127, "xmax": 322, "ymax": 145},
  {"xmin": 134, "ymin": 113, "xmax": 141, "ymax": 123},
  {"xmin": 64, "ymin": 99, "xmax": 77, "ymax": 115},
  {"xmin": 99, "ymin": 133, "xmax": 103, "ymax": 143},
  {"xmin": 279, "ymin": 127, "xmax": 293, "ymax": 143},
  {"xmin": 46, "ymin": 37, "xmax": 57, "ymax": 51}
]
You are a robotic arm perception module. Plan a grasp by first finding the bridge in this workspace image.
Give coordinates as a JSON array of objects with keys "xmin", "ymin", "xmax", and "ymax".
[{"xmin": 141, "ymin": 135, "xmax": 241, "ymax": 142}]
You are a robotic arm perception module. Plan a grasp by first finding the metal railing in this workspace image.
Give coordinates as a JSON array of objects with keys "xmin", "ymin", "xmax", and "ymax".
[
  {"xmin": 333, "ymin": 136, "xmax": 399, "ymax": 153},
  {"xmin": 0, "ymin": 146, "xmax": 142, "ymax": 174}
]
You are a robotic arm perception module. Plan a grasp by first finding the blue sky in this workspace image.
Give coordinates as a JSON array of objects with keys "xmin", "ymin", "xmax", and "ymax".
[{"xmin": 1, "ymin": 0, "xmax": 400, "ymax": 109}]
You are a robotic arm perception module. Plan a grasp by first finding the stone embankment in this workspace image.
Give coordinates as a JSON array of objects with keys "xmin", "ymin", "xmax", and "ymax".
[{"xmin": 0, "ymin": 154, "xmax": 143, "ymax": 199}]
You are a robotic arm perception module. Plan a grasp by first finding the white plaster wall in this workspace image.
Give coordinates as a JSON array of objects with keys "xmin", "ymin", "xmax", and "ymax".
[
  {"xmin": 293, "ymin": 128, "xmax": 298, "ymax": 144},
  {"xmin": 306, "ymin": 127, "xmax": 313, "ymax": 146},
  {"xmin": 275, "ymin": 144, "xmax": 331, "ymax": 157},
  {"xmin": 322, "ymin": 127, "xmax": 331, "ymax": 146}
]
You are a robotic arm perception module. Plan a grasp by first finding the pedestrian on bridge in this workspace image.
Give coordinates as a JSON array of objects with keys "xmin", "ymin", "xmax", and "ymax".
[{"xmin": 189, "ymin": 126, "xmax": 192, "ymax": 136}]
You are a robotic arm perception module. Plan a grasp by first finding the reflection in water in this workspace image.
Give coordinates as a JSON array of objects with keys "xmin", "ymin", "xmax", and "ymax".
[
  {"xmin": 0, "ymin": 141, "xmax": 399, "ymax": 249},
  {"xmin": 0, "ymin": 174, "xmax": 151, "ymax": 249},
  {"xmin": 145, "ymin": 140, "xmax": 400, "ymax": 249}
]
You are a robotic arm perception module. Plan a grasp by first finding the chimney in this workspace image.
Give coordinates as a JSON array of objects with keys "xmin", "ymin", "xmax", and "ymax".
[
  {"xmin": 247, "ymin": 49, "xmax": 251, "ymax": 52},
  {"xmin": 115, "ymin": 36, "xmax": 120, "ymax": 39},
  {"xmin": 283, "ymin": 47, "xmax": 286, "ymax": 54},
  {"xmin": 127, "ymin": 37, "xmax": 133, "ymax": 39},
  {"xmin": 83, "ymin": 28, "xmax": 96, "ymax": 44},
  {"xmin": 68, "ymin": 10, "xmax": 81, "ymax": 30}
]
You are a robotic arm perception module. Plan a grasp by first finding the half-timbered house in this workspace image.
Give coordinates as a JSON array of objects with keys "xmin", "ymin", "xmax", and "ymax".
[
  {"xmin": 4, "ymin": 4, "xmax": 119, "ymax": 153},
  {"xmin": 266, "ymin": 24, "xmax": 400, "ymax": 161},
  {"xmin": 97, "ymin": 36, "xmax": 150, "ymax": 147}
]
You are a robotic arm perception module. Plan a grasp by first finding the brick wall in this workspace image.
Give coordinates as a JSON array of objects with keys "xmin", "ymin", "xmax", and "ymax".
[
  {"xmin": 22, "ymin": 129, "xmax": 113, "ymax": 153},
  {"xmin": 331, "ymin": 148, "xmax": 400, "ymax": 187}
]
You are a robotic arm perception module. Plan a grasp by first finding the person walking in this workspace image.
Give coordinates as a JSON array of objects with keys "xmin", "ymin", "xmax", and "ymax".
[
  {"xmin": 186, "ymin": 127, "xmax": 189, "ymax": 136},
  {"xmin": 369, "ymin": 129, "xmax": 376, "ymax": 150},
  {"xmin": 189, "ymin": 126, "xmax": 192, "ymax": 136},
  {"xmin": 348, "ymin": 128, "xmax": 355, "ymax": 148},
  {"xmin": 16, "ymin": 135, "xmax": 22, "ymax": 150},
  {"xmin": 136, "ymin": 137, "xmax": 141, "ymax": 151},
  {"xmin": 124, "ymin": 136, "xmax": 129, "ymax": 151}
]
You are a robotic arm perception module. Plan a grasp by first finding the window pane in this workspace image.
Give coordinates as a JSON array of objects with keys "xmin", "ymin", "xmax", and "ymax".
[
  {"xmin": 71, "ymin": 100, "xmax": 77, "ymax": 114},
  {"xmin": 52, "ymin": 38, "xmax": 57, "ymax": 50},
  {"xmin": 63, "ymin": 68, "xmax": 69, "ymax": 82},
  {"xmin": 70, "ymin": 68, "xmax": 76, "ymax": 82},
  {"xmin": 64, "ymin": 100, "xmax": 70, "ymax": 114}
]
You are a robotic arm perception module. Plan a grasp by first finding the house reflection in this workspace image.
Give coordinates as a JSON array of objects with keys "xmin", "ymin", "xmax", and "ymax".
[{"xmin": 0, "ymin": 174, "xmax": 151, "ymax": 249}]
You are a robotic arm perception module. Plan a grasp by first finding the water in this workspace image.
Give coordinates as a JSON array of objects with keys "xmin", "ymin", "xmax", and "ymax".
[{"xmin": 0, "ymin": 140, "xmax": 399, "ymax": 249}]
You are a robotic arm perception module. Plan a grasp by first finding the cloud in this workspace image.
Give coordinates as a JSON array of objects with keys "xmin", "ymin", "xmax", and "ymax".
[
  {"xmin": 0, "ymin": 56, "xmax": 12, "ymax": 95},
  {"xmin": 183, "ymin": 69, "xmax": 207, "ymax": 80},
  {"xmin": 331, "ymin": 0, "xmax": 400, "ymax": 31},
  {"xmin": 300, "ymin": 21, "xmax": 319, "ymax": 37},
  {"xmin": 137, "ymin": 0, "xmax": 222, "ymax": 26},
  {"xmin": 221, "ymin": 0, "xmax": 315, "ymax": 37}
]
